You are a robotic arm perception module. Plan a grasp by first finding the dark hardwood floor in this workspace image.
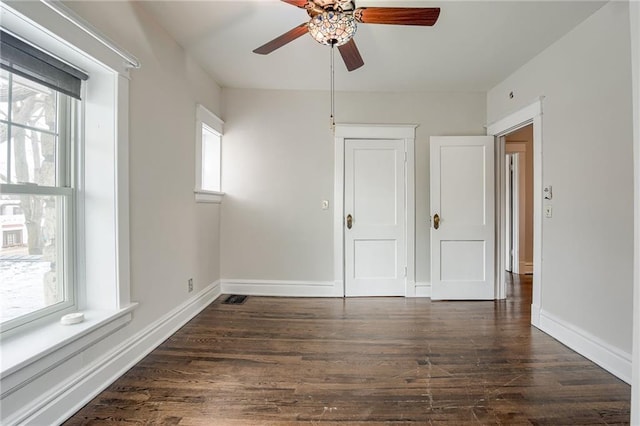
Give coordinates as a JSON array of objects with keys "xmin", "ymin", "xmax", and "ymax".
[{"xmin": 65, "ymin": 274, "xmax": 631, "ymax": 424}]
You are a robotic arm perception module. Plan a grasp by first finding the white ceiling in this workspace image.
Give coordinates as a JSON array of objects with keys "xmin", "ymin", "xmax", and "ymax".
[{"xmin": 140, "ymin": 0, "xmax": 606, "ymax": 92}]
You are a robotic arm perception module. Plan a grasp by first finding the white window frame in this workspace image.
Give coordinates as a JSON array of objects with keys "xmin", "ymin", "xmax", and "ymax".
[
  {"xmin": 0, "ymin": 74, "xmax": 77, "ymax": 333},
  {"xmin": 194, "ymin": 104, "xmax": 224, "ymax": 203},
  {"xmin": 0, "ymin": 0, "xmax": 137, "ymax": 404}
]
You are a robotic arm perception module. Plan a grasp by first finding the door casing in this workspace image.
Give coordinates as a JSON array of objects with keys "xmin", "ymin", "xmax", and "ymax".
[
  {"xmin": 487, "ymin": 97, "xmax": 543, "ymax": 326},
  {"xmin": 334, "ymin": 124, "xmax": 416, "ymax": 297}
]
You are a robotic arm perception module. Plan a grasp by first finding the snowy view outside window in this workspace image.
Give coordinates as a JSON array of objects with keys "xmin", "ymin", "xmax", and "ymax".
[{"xmin": 1, "ymin": 69, "xmax": 67, "ymax": 325}]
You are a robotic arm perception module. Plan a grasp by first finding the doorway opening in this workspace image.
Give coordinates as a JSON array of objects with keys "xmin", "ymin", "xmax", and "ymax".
[
  {"xmin": 503, "ymin": 124, "xmax": 534, "ymax": 301},
  {"xmin": 487, "ymin": 97, "xmax": 543, "ymax": 326}
]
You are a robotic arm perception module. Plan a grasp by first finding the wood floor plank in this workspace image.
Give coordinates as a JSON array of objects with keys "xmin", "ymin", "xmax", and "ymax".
[{"xmin": 64, "ymin": 274, "xmax": 631, "ymax": 424}]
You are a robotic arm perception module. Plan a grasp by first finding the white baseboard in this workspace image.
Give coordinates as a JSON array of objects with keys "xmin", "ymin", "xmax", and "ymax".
[
  {"xmin": 221, "ymin": 279, "xmax": 342, "ymax": 297},
  {"xmin": 538, "ymin": 309, "xmax": 632, "ymax": 384},
  {"xmin": 221, "ymin": 280, "xmax": 433, "ymax": 298},
  {"xmin": 531, "ymin": 303, "xmax": 541, "ymax": 327},
  {"xmin": 414, "ymin": 282, "xmax": 432, "ymax": 298},
  {"xmin": 14, "ymin": 281, "xmax": 221, "ymax": 426}
]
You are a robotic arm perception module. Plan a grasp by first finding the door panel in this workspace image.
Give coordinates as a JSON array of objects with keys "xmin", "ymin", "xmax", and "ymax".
[
  {"xmin": 440, "ymin": 240, "xmax": 486, "ymax": 281},
  {"xmin": 345, "ymin": 139, "xmax": 405, "ymax": 296},
  {"xmin": 354, "ymin": 240, "xmax": 397, "ymax": 279},
  {"xmin": 441, "ymin": 146, "xmax": 486, "ymax": 226},
  {"xmin": 354, "ymin": 149, "xmax": 397, "ymax": 225},
  {"xmin": 430, "ymin": 136, "xmax": 495, "ymax": 300}
]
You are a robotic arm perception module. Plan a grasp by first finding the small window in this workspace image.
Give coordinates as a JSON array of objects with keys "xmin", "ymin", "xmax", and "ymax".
[
  {"xmin": 201, "ymin": 124, "xmax": 221, "ymax": 192},
  {"xmin": 194, "ymin": 104, "xmax": 224, "ymax": 203}
]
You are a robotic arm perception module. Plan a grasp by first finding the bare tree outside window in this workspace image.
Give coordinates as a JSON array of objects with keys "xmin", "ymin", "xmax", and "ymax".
[{"xmin": 1, "ymin": 70, "xmax": 67, "ymax": 323}]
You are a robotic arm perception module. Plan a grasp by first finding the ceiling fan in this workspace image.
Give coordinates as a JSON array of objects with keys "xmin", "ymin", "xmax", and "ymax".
[{"xmin": 253, "ymin": 0, "xmax": 440, "ymax": 72}]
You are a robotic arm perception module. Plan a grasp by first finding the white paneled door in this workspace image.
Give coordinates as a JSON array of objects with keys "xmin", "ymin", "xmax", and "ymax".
[
  {"xmin": 430, "ymin": 136, "xmax": 495, "ymax": 300},
  {"xmin": 344, "ymin": 139, "xmax": 406, "ymax": 296}
]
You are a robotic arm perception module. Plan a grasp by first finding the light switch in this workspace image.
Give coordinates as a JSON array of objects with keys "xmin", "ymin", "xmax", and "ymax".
[
  {"xmin": 544, "ymin": 185, "xmax": 552, "ymax": 200},
  {"xmin": 321, "ymin": 200, "xmax": 329, "ymax": 210},
  {"xmin": 544, "ymin": 205, "xmax": 552, "ymax": 218}
]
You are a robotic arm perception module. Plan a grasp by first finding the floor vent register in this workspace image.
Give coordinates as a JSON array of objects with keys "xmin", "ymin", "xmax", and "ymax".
[{"xmin": 223, "ymin": 294, "xmax": 248, "ymax": 305}]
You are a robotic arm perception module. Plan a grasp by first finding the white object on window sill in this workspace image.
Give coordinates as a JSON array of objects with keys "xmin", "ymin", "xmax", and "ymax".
[
  {"xmin": 0, "ymin": 303, "xmax": 138, "ymax": 397},
  {"xmin": 194, "ymin": 189, "xmax": 224, "ymax": 204},
  {"xmin": 60, "ymin": 312, "xmax": 85, "ymax": 325}
]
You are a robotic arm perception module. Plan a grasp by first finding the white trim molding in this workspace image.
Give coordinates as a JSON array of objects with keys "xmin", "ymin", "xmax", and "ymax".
[
  {"xmin": 629, "ymin": 1, "xmax": 640, "ymax": 422},
  {"xmin": 194, "ymin": 190, "xmax": 225, "ymax": 204},
  {"xmin": 0, "ymin": 2, "xmax": 135, "ymax": 77},
  {"xmin": 221, "ymin": 280, "xmax": 341, "ymax": 297},
  {"xmin": 2, "ymin": 281, "xmax": 221, "ymax": 426},
  {"xmin": 539, "ymin": 309, "xmax": 632, "ymax": 384},
  {"xmin": 486, "ymin": 97, "xmax": 544, "ymax": 136},
  {"xmin": 41, "ymin": 0, "xmax": 140, "ymax": 69},
  {"xmin": 333, "ymin": 124, "xmax": 417, "ymax": 297},
  {"xmin": 0, "ymin": 305, "xmax": 137, "ymax": 399},
  {"xmin": 413, "ymin": 282, "xmax": 432, "ymax": 298}
]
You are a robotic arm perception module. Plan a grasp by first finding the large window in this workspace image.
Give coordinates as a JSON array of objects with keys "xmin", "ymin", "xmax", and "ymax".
[
  {"xmin": 0, "ymin": 31, "xmax": 82, "ymax": 332},
  {"xmin": 0, "ymin": 2, "xmax": 136, "ymax": 412}
]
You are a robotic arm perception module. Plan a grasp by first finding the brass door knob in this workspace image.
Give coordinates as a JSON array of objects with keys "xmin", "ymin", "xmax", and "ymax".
[
  {"xmin": 433, "ymin": 213, "xmax": 440, "ymax": 230},
  {"xmin": 346, "ymin": 214, "xmax": 353, "ymax": 229}
]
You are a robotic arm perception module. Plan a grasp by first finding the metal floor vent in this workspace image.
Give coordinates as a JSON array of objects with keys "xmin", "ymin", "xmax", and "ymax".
[{"xmin": 223, "ymin": 294, "xmax": 248, "ymax": 305}]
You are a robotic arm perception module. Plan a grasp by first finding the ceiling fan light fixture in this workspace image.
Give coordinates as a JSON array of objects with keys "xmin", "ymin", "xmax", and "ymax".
[{"xmin": 308, "ymin": 11, "xmax": 357, "ymax": 46}]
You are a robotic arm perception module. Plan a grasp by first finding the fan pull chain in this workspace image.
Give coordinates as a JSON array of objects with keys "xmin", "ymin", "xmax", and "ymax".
[{"xmin": 330, "ymin": 43, "xmax": 335, "ymax": 131}]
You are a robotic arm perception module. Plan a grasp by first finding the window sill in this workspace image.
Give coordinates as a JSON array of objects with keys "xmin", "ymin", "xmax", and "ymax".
[
  {"xmin": 0, "ymin": 303, "xmax": 138, "ymax": 397},
  {"xmin": 194, "ymin": 189, "xmax": 224, "ymax": 204}
]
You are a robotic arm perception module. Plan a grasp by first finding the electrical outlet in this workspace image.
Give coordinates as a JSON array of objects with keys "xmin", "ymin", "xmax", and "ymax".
[{"xmin": 188, "ymin": 278, "xmax": 194, "ymax": 292}]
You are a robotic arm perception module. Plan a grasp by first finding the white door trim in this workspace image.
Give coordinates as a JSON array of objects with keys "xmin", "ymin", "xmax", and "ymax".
[
  {"xmin": 334, "ymin": 124, "xmax": 416, "ymax": 297},
  {"xmin": 487, "ymin": 97, "xmax": 543, "ymax": 326}
]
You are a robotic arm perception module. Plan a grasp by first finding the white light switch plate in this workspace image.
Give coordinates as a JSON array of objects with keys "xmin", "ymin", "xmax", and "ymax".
[
  {"xmin": 321, "ymin": 200, "xmax": 329, "ymax": 210},
  {"xmin": 544, "ymin": 205, "xmax": 552, "ymax": 218}
]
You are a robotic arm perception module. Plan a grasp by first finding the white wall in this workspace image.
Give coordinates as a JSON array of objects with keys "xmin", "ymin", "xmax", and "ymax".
[
  {"xmin": 220, "ymin": 89, "xmax": 486, "ymax": 286},
  {"xmin": 3, "ymin": 1, "xmax": 223, "ymax": 423},
  {"xmin": 63, "ymin": 0, "xmax": 223, "ymax": 324},
  {"xmin": 488, "ymin": 1, "xmax": 634, "ymax": 364}
]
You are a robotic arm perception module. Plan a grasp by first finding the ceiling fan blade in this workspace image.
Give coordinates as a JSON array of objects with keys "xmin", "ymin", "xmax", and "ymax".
[
  {"xmin": 338, "ymin": 39, "xmax": 364, "ymax": 72},
  {"xmin": 253, "ymin": 23, "xmax": 308, "ymax": 55},
  {"xmin": 281, "ymin": 0, "xmax": 308, "ymax": 8},
  {"xmin": 355, "ymin": 7, "xmax": 441, "ymax": 26}
]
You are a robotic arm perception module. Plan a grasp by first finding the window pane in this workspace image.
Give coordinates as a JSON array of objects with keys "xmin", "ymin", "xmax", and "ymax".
[
  {"xmin": 1, "ymin": 193, "xmax": 65, "ymax": 323},
  {"xmin": 11, "ymin": 74, "xmax": 57, "ymax": 132},
  {"xmin": 1, "ymin": 122, "xmax": 7, "ymax": 184},
  {"xmin": 202, "ymin": 125, "xmax": 220, "ymax": 192},
  {"xmin": 10, "ymin": 129, "xmax": 57, "ymax": 186}
]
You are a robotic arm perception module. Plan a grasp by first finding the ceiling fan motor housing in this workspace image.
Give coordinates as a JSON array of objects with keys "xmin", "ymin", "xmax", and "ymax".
[{"xmin": 305, "ymin": 0, "xmax": 355, "ymax": 15}]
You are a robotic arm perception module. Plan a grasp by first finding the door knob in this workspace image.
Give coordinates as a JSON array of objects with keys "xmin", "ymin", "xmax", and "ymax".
[
  {"xmin": 346, "ymin": 214, "xmax": 353, "ymax": 229},
  {"xmin": 433, "ymin": 213, "xmax": 440, "ymax": 230}
]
